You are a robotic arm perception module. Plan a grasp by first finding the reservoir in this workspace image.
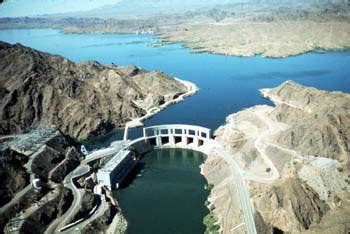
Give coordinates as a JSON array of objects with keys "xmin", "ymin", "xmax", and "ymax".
[
  {"xmin": 115, "ymin": 149, "xmax": 208, "ymax": 234},
  {"xmin": 1, "ymin": 28, "xmax": 349, "ymax": 233}
]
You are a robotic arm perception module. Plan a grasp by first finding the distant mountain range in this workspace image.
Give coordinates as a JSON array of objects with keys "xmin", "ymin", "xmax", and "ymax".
[{"xmin": 43, "ymin": 0, "xmax": 347, "ymax": 19}]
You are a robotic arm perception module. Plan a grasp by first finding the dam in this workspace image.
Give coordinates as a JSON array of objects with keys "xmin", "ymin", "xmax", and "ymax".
[
  {"xmin": 96, "ymin": 124, "xmax": 213, "ymax": 189},
  {"xmin": 91, "ymin": 124, "xmax": 257, "ymax": 233}
]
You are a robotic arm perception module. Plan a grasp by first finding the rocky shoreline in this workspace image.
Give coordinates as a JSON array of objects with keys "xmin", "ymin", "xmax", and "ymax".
[
  {"xmin": 158, "ymin": 37, "xmax": 350, "ymax": 59},
  {"xmin": 201, "ymin": 81, "xmax": 350, "ymax": 233},
  {"xmin": 125, "ymin": 77, "xmax": 198, "ymax": 128},
  {"xmin": 158, "ymin": 20, "xmax": 350, "ymax": 58}
]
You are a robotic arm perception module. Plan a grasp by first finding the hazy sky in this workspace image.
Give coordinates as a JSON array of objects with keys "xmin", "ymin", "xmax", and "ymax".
[{"xmin": 0, "ymin": 0, "xmax": 122, "ymax": 17}]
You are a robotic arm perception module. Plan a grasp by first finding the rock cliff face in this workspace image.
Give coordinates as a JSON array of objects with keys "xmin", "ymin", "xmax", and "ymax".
[
  {"xmin": 205, "ymin": 81, "xmax": 350, "ymax": 233},
  {"xmin": 0, "ymin": 41, "xmax": 188, "ymax": 140}
]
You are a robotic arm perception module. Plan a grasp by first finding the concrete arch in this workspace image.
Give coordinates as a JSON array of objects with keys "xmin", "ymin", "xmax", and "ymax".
[
  {"xmin": 140, "ymin": 124, "xmax": 214, "ymax": 154},
  {"xmin": 97, "ymin": 125, "xmax": 214, "ymax": 188}
]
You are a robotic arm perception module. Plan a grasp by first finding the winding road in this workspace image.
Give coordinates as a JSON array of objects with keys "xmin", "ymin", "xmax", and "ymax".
[
  {"xmin": 252, "ymin": 107, "xmax": 282, "ymax": 181},
  {"xmin": 45, "ymin": 142, "xmax": 128, "ymax": 234}
]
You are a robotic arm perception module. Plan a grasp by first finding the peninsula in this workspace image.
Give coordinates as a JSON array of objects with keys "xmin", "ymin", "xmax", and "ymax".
[
  {"xmin": 0, "ymin": 41, "xmax": 196, "ymax": 140},
  {"xmin": 1, "ymin": 1, "xmax": 350, "ymax": 57},
  {"xmin": 202, "ymin": 81, "xmax": 350, "ymax": 233}
]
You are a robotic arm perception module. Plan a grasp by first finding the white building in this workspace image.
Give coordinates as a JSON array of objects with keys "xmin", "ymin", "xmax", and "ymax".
[{"xmin": 97, "ymin": 150, "xmax": 136, "ymax": 189}]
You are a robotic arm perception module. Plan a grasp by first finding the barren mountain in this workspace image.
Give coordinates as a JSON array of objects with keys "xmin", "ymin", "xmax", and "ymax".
[
  {"xmin": 1, "ymin": 1, "xmax": 349, "ymax": 57},
  {"xmin": 204, "ymin": 81, "xmax": 350, "ymax": 233},
  {"xmin": 0, "ymin": 41, "xmax": 190, "ymax": 140}
]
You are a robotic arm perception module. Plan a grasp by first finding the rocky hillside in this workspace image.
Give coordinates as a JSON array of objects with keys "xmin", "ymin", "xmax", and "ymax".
[
  {"xmin": 0, "ymin": 150, "xmax": 29, "ymax": 207},
  {"xmin": 0, "ymin": 41, "xmax": 189, "ymax": 140},
  {"xmin": 205, "ymin": 81, "xmax": 350, "ymax": 233},
  {"xmin": 261, "ymin": 81, "xmax": 350, "ymax": 165},
  {"xmin": 0, "ymin": 128, "xmax": 81, "ymax": 233}
]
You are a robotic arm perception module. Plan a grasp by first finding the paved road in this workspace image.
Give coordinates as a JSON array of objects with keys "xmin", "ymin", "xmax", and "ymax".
[
  {"xmin": 253, "ymin": 108, "xmax": 281, "ymax": 181},
  {"xmin": 0, "ymin": 185, "xmax": 32, "ymax": 215},
  {"xmin": 45, "ymin": 133, "xmax": 257, "ymax": 234},
  {"xmin": 67, "ymin": 196, "xmax": 109, "ymax": 233},
  {"xmin": 45, "ymin": 143, "xmax": 127, "ymax": 234},
  {"xmin": 45, "ymin": 168, "xmax": 88, "ymax": 234},
  {"xmin": 212, "ymin": 143, "xmax": 257, "ymax": 234},
  {"xmin": 8, "ymin": 189, "xmax": 60, "ymax": 232},
  {"xmin": 46, "ymin": 163, "xmax": 92, "ymax": 233},
  {"xmin": 0, "ymin": 146, "xmax": 46, "ymax": 215}
]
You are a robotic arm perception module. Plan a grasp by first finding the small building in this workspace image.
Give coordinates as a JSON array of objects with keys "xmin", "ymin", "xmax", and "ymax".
[{"xmin": 96, "ymin": 150, "xmax": 136, "ymax": 189}]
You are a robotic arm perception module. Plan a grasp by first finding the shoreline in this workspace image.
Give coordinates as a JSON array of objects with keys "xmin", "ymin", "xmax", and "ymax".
[
  {"xmin": 80, "ymin": 76, "xmax": 198, "ymax": 146},
  {"xmin": 125, "ymin": 77, "xmax": 198, "ymax": 129},
  {"xmin": 2, "ymin": 28, "xmax": 350, "ymax": 59},
  {"xmin": 157, "ymin": 36, "xmax": 350, "ymax": 59}
]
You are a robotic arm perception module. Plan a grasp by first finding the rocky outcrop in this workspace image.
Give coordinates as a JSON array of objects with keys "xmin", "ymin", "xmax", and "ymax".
[
  {"xmin": 30, "ymin": 132, "xmax": 82, "ymax": 182},
  {"xmin": 251, "ymin": 177, "xmax": 329, "ymax": 232},
  {"xmin": 0, "ymin": 41, "xmax": 189, "ymax": 140},
  {"xmin": 79, "ymin": 204, "xmax": 120, "ymax": 234},
  {"xmin": 20, "ymin": 187, "xmax": 73, "ymax": 234},
  {"xmin": 206, "ymin": 81, "xmax": 350, "ymax": 233},
  {"xmin": 0, "ymin": 128, "xmax": 82, "ymax": 233},
  {"xmin": 261, "ymin": 81, "xmax": 350, "ymax": 165},
  {"xmin": 0, "ymin": 151, "xmax": 29, "ymax": 207},
  {"xmin": 49, "ymin": 147, "xmax": 81, "ymax": 183},
  {"xmin": 72, "ymin": 191, "xmax": 98, "ymax": 222},
  {"xmin": 0, "ymin": 188, "xmax": 42, "ymax": 232}
]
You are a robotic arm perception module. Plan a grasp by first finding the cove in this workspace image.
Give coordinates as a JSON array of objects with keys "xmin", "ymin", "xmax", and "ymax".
[{"xmin": 114, "ymin": 149, "xmax": 209, "ymax": 234}]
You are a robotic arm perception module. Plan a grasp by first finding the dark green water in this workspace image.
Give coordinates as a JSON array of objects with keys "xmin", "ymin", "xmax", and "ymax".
[{"xmin": 114, "ymin": 149, "xmax": 209, "ymax": 234}]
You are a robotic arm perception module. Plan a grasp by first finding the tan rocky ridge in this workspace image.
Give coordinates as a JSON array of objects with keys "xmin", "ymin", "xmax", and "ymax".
[
  {"xmin": 159, "ymin": 20, "xmax": 350, "ymax": 58},
  {"xmin": 0, "ymin": 41, "xmax": 191, "ymax": 140},
  {"xmin": 2, "ymin": 2, "xmax": 350, "ymax": 58},
  {"xmin": 203, "ymin": 81, "xmax": 350, "ymax": 233}
]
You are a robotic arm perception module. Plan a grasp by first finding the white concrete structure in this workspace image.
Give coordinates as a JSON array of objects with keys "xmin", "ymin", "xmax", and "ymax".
[
  {"xmin": 96, "ymin": 150, "xmax": 136, "ymax": 189},
  {"xmin": 142, "ymin": 124, "xmax": 213, "ymax": 154},
  {"xmin": 97, "ymin": 125, "xmax": 213, "ymax": 189}
]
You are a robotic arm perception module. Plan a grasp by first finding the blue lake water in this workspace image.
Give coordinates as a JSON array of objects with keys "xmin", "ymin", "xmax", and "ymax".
[
  {"xmin": 1, "ymin": 28, "xmax": 349, "ymax": 233},
  {"xmin": 1, "ymin": 29, "xmax": 349, "ymax": 145}
]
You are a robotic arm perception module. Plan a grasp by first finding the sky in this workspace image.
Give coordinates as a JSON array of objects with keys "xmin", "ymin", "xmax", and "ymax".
[{"xmin": 0, "ymin": 0, "xmax": 122, "ymax": 17}]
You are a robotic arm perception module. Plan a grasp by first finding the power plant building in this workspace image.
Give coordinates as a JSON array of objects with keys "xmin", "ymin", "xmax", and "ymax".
[{"xmin": 97, "ymin": 149, "xmax": 136, "ymax": 189}]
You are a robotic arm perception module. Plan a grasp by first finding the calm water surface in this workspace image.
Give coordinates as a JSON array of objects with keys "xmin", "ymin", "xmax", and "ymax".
[
  {"xmin": 115, "ymin": 149, "xmax": 208, "ymax": 234},
  {"xmin": 1, "ymin": 28, "xmax": 349, "ymax": 233}
]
